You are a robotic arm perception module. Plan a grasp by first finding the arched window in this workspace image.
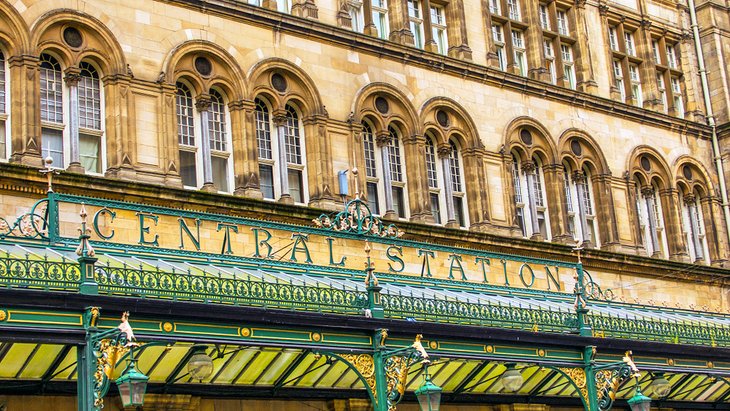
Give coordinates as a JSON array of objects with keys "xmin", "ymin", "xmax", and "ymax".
[
  {"xmin": 512, "ymin": 154, "xmax": 550, "ymax": 239},
  {"xmin": 361, "ymin": 123, "xmax": 408, "ymax": 218},
  {"xmin": 40, "ymin": 54, "xmax": 64, "ymax": 167},
  {"xmin": 680, "ymin": 188, "xmax": 709, "ymax": 264},
  {"xmin": 634, "ymin": 180, "xmax": 668, "ymax": 258},
  {"xmin": 563, "ymin": 165, "xmax": 599, "ymax": 246},
  {"xmin": 175, "ymin": 82, "xmax": 232, "ymax": 192},
  {"xmin": 425, "ymin": 137, "xmax": 467, "ymax": 227},
  {"xmin": 0, "ymin": 51, "xmax": 8, "ymax": 160},
  {"xmin": 255, "ymin": 98, "xmax": 307, "ymax": 204},
  {"xmin": 40, "ymin": 54, "xmax": 105, "ymax": 173},
  {"xmin": 78, "ymin": 62, "xmax": 102, "ymax": 173}
]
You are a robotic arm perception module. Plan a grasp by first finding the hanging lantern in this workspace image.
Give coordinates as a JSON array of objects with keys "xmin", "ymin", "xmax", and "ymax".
[
  {"xmin": 500, "ymin": 363, "xmax": 524, "ymax": 393},
  {"xmin": 187, "ymin": 345, "xmax": 214, "ymax": 381},
  {"xmin": 116, "ymin": 354, "xmax": 149, "ymax": 408},
  {"xmin": 415, "ymin": 363, "xmax": 442, "ymax": 411}
]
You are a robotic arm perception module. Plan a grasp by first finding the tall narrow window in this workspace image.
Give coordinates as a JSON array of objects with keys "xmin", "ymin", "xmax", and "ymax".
[
  {"xmin": 613, "ymin": 60, "xmax": 625, "ymax": 102},
  {"xmin": 507, "ymin": 0, "xmax": 521, "ymax": 20},
  {"xmin": 408, "ymin": 0, "xmax": 425, "ymax": 49},
  {"xmin": 657, "ymin": 74, "xmax": 667, "ymax": 113},
  {"xmin": 387, "ymin": 126, "xmax": 406, "ymax": 218},
  {"xmin": 512, "ymin": 30, "xmax": 527, "ymax": 76},
  {"xmin": 349, "ymin": 1, "xmax": 365, "ymax": 32},
  {"xmin": 556, "ymin": 10, "xmax": 569, "ymax": 35},
  {"xmin": 512, "ymin": 154, "xmax": 550, "ymax": 239},
  {"xmin": 564, "ymin": 167, "xmax": 599, "ymax": 246},
  {"xmin": 544, "ymin": 40, "xmax": 556, "ymax": 84},
  {"xmin": 681, "ymin": 191, "xmax": 709, "ymax": 264},
  {"xmin": 539, "ymin": 4, "xmax": 550, "ymax": 30},
  {"xmin": 449, "ymin": 141, "xmax": 466, "ymax": 227},
  {"xmin": 635, "ymin": 183, "xmax": 667, "ymax": 258},
  {"xmin": 608, "ymin": 27, "xmax": 618, "ymax": 50},
  {"xmin": 561, "ymin": 44, "xmax": 576, "ymax": 90},
  {"xmin": 629, "ymin": 64, "xmax": 642, "ymax": 107},
  {"xmin": 40, "ymin": 54, "xmax": 64, "ymax": 168},
  {"xmin": 425, "ymin": 138, "xmax": 440, "ymax": 223},
  {"xmin": 277, "ymin": 0, "xmax": 292, "ymax": 13},
  {"xmin": 78, "ymin": 62, "xmax": 102, "ymax": 173},
  {"xmin": 209, "ymin": 90, "xmax": 230, "ymax": 191},
  {"xmin": 493, "ymin": 25, "xmax": 507, "ymax": 71},
  {"xmin": 624, "ymin": 31, "xmax": 636, "ymax": 56},
  {"xmin": 666, "ymin": 44, "xmax": 678, "ymax": 69},
  {"xmin": 652, "ymin": 40, "xmax": 661, "ymax": 64},
  {"xmin": 363, "ymin": 123, "xmax": 380, "ymax": 214},
  {"xmin": 671, "ymin": 77, "xmax": 684, "ymax": 118},
  {"xmin": 489, "ymin": 0, "xmax": 501, "ymax": 14},
  {"xmin": 430, "ymin": 5, "xmax": 448, "ymax": 55},
  {"xmin": 255, "ymin": 98, "xmax": 274, "ymax": 199},
  {"xmin": 176, "ymin": 83, "xmax": 197, "ymax": 187},
  {"xmin": 284, "ymin": 104, "xmax": 305, "ymax": 203},
  {"xmin": 0, "ymin": 51, "xmax": 7, "ymax": 160},
  {"xmin": 372, "ymin": 0, "xmax": 390, "ymax": 39}
]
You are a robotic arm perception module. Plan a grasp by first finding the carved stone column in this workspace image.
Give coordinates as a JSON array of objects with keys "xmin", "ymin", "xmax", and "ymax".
[
  {"xmin": 445, "ymin": 0, "xmax": 473, "ymax": 60},
  {"xmin": 103, "ymin": 73, "xmax": 138, "ymax": 182},
  {"xmin": 461, "ymin": 148, "xmax": 490, "ymax": 229},
  {"xmin": 700, "ymin": 195, "xmax": 729, "ymax": 266},
  {"xmin": 438, "ymin": 143, "xmax": 457, "ymax": 227},
  {"xmin": 421, "ymin": 0, "xmax": 438, "ymax": 53},
  {"xmin": 637, "ymin": 19, "xmax": 660, "ymax": 110},
  {"xmin": 659, "ymin": 188, "xmax": 689, "ymax": 262},
  {"xmin": 376, "ymin": 130, "xmax": 396, "ymax": 219},
  {"xmin": 64, "ymin": 68, "xmax": 84, "ymax": 173},
  {"xmin": 523, "ymin": 0, "xmax": 544, "ymax": 80},
  {"xmin": 231, "ymin": 99, "xmax": 262, "ymax": 199},
  {"xmin": 8, "ymin": 55, "xmax": 42, "ymax": 166},
  {"xmin": 272, "ymin": 110, "xmax": 293, "ymax": 204},
  {"xmin": 195, "ymin": 95, "xmax": 216, "ymax": 193},
  {"xmin": 573, "ymin": 0, "xmax": 598, "ymax": 93},
  {"xmin": 304, "ymin": 114, "xmax": 337, "ymax": 210},
  {"xmin": 403, "ymin": 133, "xmax": 432, "ymax": 223},
  {"xmin": 388, "ymin": 0, "xmax": 416, "ymax": 45},
  {"xmin": 362, "ymin": 0, "xmax": 379, "ymax": 36},
  {"xmin": 591, "ymin": 174, "xmax": 621, "ymax": 251}
]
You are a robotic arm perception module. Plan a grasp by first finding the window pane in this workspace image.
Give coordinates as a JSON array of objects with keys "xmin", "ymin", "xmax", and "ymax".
[
  {"xmin": 79, "ymin": 133, "xmax": 100, "ymax": 173},
  {"xmin": 0, "ymin": 51, "xmax": 5, "ymax": 114},
  {"xmin": 288, "ymin": 168, "xmax": 303, "ymax": 203},
  {"xmin": 255, "ymin": 99, "xmax": 272, "ymax": 160},
  {"xmin": 42, "ymin": 128, "xmax": 64, "ymax": 168},
  {"xmin": 0, "ymin": 120, "xmax": 6, "ymax": 160},
  {"xmin": 453, "ymin": 196, "xmax": 465, "ymax": 227},
  {"xmin": 449, "ymin": 142, "xmax": 462, "ymax": 192},
  {"xmin": 259, "ymin": 164, "xmax": 275, "ymax": 199},
  {"xmin": 176, "ymin": 83, "xmax": 195, "ymax": 146},
  {"xmin": 363, "ymin": 124, "xmax": 377, "ymax": 178},
  {"xmin": 179, "ymin": 150, "xmax": 197, "ymax": 187},
  {"xmin": 430, "ymin": 192, "xmax": 441, "ymax": 224},
  {"xmin": 285, "ymin": 105, "xmax": 302, "ymax": 164},
  {"xmin": 392, "ymin": 186, "xmax": 405, "ymax": 218},
  {"xmin": 40, "ymin": 54, "xmax": 63, "ymax": 124},
  {"xmin": 212, "ymin": 156, "xmax": 229, "ymax": 192},
  {"xmin": 209, "ymin": 90, "xmax": 227, "ymax": 152},
  {"xmin": 387, "ymin": 127, "xmax": 403, "ymax": 182},
  {"xmin": 79, "ymin": 62, "xmax": 102, "ymax": 130},
  {"xmin": 367, "ymin": 182, "xmax": 380, "ymax": 215},
  {"xmin": 425, "ymin": 139, "xmax": 438, "ymax": 188}
]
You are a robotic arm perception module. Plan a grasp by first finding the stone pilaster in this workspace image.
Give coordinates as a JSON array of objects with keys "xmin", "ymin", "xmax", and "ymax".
[
  {"xmin": 231, "ymin": 99, "xmax": 263, "ymax": 199},
  {"xmin": 403, "ymin": 133, "xmax": 432, "ymax": 223},
  {"xmin": 272, "ymin": 110, "xmax": 293, "ymax": 204},
  {"xmin": 8, "ymin": 55, "xmax": 42, "ymax": 167},
  {"xmin": 701, "ymin": 195, "xmax": 729, "ymax": 266},
  {"xmin": 573, "ymin": 0, "xmax": 598, "ymax": 93},
  {"xmin": 195, "ymin": 95, "xmax": 216, "ymax": 193},
  {"xmin": 445, "ymin": 0, "xmax": 473, "ymax": 60},
  {"xmin": 104, "ymin": 74, "xmax": 139, "ymax": 182},
  {"xmin": 543, "ymin": 164, "xmax": 572, "ymax": 244},
  {"xmin": 388, "ymin": 0, "xmax": 416, "ymax": 45},
  {"xmin": 658, "ymin": 188, "xmax": 689, "ymax": 262},
  {"xmin": 304, "ymin": 113, "xmax": 338, "ymax": 210}
]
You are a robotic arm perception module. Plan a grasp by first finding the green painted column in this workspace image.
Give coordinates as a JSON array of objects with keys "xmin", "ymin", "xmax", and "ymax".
[
  {"xmin": 372, "ymin": 329, "xmax": 389, "ymax": 411},
  {"xmin": 583, "ymin": 346, "xmax": 599, "ymax": 411}
]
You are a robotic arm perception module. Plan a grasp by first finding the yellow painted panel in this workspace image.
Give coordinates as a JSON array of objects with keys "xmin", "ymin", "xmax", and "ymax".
[
  {"xmin": 255, "ymin": 350, "xmax": 301, "ymax": 386},
  {"xmin": 50, "ymin": 348, "xmax": 78, "ymax": 380},
  {"xmin": 283, "ymin": 355, "xmax": 328, "ymax": 387},
  {"xmin": 210, "ymin": 348, "xmax": 260, "ymax": 384},
  {"xmin": 337, "ymin": 367, "xmax": 362, "ymax": 389},
  {"xmin": 145, "ymin": 346, "xmax": 191, "ymax": 382},
  {"xmin": 313, "ymin": 361, "xmax": 349, "ymax": 388},
  {"xmin": 19, "ymin": 345, "xmax": 65, "ymax": 379},
  {"xmin": 0, "ymin": 343, "xmax": 37, "ymax": 378},
  {"xmin": 279, "ymin": 355, "xmax": 320, "ymax": 387},
  {"xmin": 236, "ymin": 351, "xmax": 280, "ymax": 385}
]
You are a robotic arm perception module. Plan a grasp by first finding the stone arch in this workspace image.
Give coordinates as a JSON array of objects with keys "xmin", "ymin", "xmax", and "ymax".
[
  {"xmin": 31, "ymin": 8, "xmax": 126, "ymax": 75},
  {"xmin": 352, "ymin": 82, "xmax": 419, "ymax": 138},
  {"xmin": 164, "ymin": 40, "xmax": 247, "ymax": 101},
  {"xmin": 627, "ymin": 145, "xmax": 673, "ymax": 190},
  {"xmin": 557, "ymin": 129, "xmax": 610, "ymax": 176},
  {"xmin": 419, "ymin": 97, "xmax": 481, "ymax": 149},
  {"xmin": 0, "ymin": 0, "xmax": 31, "ymax": 54},
  {"xmin": 673, "ymin": 155, "xmax": 714, "ymax": 198},
  {"xmin": 504, "ymin": 116, "xmax": 557, "ymax": 165},
  {"xmin": 248, "ymin": 58, "xmax": 323, "ymax": 117}
]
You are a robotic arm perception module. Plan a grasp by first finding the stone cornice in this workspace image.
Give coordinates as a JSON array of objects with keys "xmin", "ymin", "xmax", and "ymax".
[{"xmin": 163, "ymin": 0, "xmax": 713, "ymax": 139}]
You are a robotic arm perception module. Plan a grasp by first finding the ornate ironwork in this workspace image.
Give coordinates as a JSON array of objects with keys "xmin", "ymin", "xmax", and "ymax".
[
  {"xmin": 0, "ymin": 199, "xmax": 49, "ymax": 240},
  {"xmin": 313, "ymin": 198, "xmax": 403, "ymax": 238},
  {"xmin": 0, "ymin": 254, "xmax": 81, "ymax": 290},
  {"xmin": 586, "ymin": 313, "xmax": 730, "ymax": 346},
  {"xmin": 93, "ymin": 263, "xmax": 367, "ymax": 315},
  {"xmin": 557, "ymin": 367, "xmax": 590, "ymax": 409}
]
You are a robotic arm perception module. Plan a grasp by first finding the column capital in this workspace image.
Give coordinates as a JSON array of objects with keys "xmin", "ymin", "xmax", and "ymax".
[
  {"xmin": 272, "ymin": 110, "xmax": 289, "ymax": 126},
  {"xmin": 683, "ymin": 194, "xmax": 697, "ymax": 205},
  {"xmin": 195, "ymin": 95, "xmax": 212, "ymax": 112},
  {"xmin": 572, "ymin": 170, "xmax": 587, "ymax": 183},
  {"xmin": 640, "ymin": 186, "xmax": 655, "ymax": 197},
  {"xmin": 64, "ymin": 68, "xmax": 82, "ymax": 86},
  {"xmin": 521, "ymin": 161, "xmax": 537, "ymax": 174},
  {"xmin": 598, "ymin": 2, "xmax": 609, "ymax": 15},
  {"xmin": 375, "ymin": 130, "xmax": 391, "ymax": 147},
  {"xmin": 437, "ymin": 143, "xmax": 451, "ymax": 159}
]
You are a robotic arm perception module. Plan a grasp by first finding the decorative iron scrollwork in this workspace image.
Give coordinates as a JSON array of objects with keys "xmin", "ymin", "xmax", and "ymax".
[
  {"xmin": 0, "ymin": 199, "xmax": 49, "ymax": 240},
  {"xmin": 312, "ymin": 198, "xmax": 403, "ymax": 238}
]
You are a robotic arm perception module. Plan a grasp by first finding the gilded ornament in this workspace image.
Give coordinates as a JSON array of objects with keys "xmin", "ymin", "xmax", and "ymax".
[
  {"xmin": 429, "ymin": 340, "xmax": 438, "ymax": 350},
  {"xmin": 486, "ymin": 345, "xmax": 494, "ymax": 353},
  {"xmin": 162, "ymin": 322, "xmax": 173, "ymax": 332},
  {"xmin": 312, "ymin": 332, "xmax": 322, "ymax": 342},
  {"xmin": 538, "ymin": 349, "xmax": 545, "ymax": 357},
  {"xmin": 667, "ymin": 358, "xmax": 674, "ymax": 366},
  {"xmin": 240, "ymin": 327, "xmax": 251, "ymax": 337},
  {"xmin": 0, "ymin": 310, "xmax": 6, "ymax": 321}
]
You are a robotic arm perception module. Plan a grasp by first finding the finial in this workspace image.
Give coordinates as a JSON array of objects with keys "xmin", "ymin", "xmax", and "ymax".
[
  {"xmin": 572, "ymin": 240, "xmax": 583, "ymax": 264},
  {"xmin": 75, "ymin": 203, "xmax": 95, "ymax": 257},
  {"xmin": 352, "ymin": 166, "xmax": 360, "ymax": 198},
  {"xmin": 364, "ymin": 240, "xmax": 378, "ymax": 287},
  {"xmin": 39, "ymin": 156, "xmax": 60, "ymax": 193}
]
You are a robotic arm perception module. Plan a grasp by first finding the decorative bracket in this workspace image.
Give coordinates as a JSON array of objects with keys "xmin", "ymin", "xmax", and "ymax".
[{"xmin": 312, "ymin": 197, "xmax": 404, "ymax": 238}]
